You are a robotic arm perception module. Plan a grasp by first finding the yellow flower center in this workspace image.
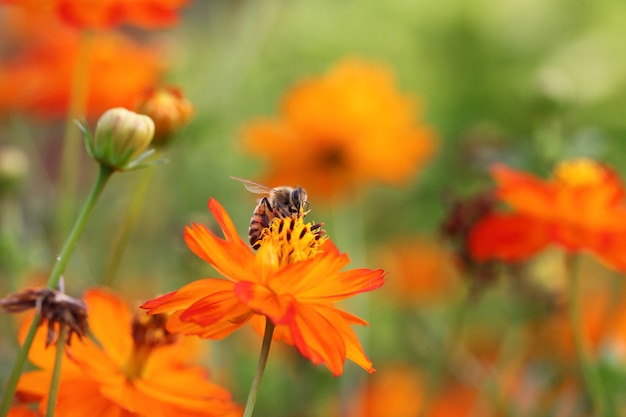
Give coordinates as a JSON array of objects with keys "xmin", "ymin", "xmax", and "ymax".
[
  {"xmin": 552, "ymin": 158, "xmax": 604, "ymax": 187},
  {"xmin": 123, "ymin": 314, "xmax": 177, "ymax": 380},
  {"xmin": 257, "ymin": 216, "xmax": 326, "ymax": 268}
]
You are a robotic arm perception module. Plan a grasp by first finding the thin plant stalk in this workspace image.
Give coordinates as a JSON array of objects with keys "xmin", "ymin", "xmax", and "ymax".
[
  {"xmin": 418, "ymin": 289, "xmax": 470, "ymax": 417},
  {"xmin": 242, "ymin": 319, "xmax": 275, "ymax": 417},
  {"xmin": 0, "ymin": 165, "xmax": 113, "ymax": 417},
  {"xmin": 102, "ymin": 166, "xmax": 155, "ymax": 286},
  {"xmin": 45, "ymin": 325, "xmax": 68, "ymax": 417},
  {"xmin": 565, "ymin": 253, "xmax": 612, "ymax": 416},
  {"xmin": 54, "ymin": 30, "xmax": 94, "ymax": 246}
]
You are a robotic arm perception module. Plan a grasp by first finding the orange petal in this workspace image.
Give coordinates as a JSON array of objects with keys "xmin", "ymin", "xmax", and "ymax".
[
  {"xmin": 173, "ymin": 290, "xmax": 252, "ymax": 339},
  {"xmin": 323, "ymin": 307, "xmax": 374, "ymax": 373},
  {"xmin": 268, "ymin": 252, "xmax": 385, "ymax": 302},
  {"xmin": 141, "ymin": 278, "xmax": 233, "ymax": 314},
  {"xmin": 52, "ymin": 377, "xmax": 121, "ymax": 417},
  {"xmin": 491, "ymin": 164, "xmax": 555, "ymax": 217},
  {"xmin": 134, "ymin": 367, "xmax": 239, "ymax": 415},
  {"xmin": 183, "ymin": 200, "xmax": 255, "ymax": 283},
  {"xmin": 469, "ymin": 213, "xmax": 550, "ymax": 261},
  {"xmin": 82, "ymin": 288, "xmax": 133, "ymax": 367},
  {"xmin": 234, "ymin": 281, "xmax": 292, "ymax": 322},
  {"xmin": 285, "ymin": 303, "xmax": 347, "ymax": 376},
  {"xmin": 16, "ymin": 370, "xmax": 49, "ymax": 400},
  {"xmin": 167, "ymin": 309, "xmax": 251, "ymax": 339}
]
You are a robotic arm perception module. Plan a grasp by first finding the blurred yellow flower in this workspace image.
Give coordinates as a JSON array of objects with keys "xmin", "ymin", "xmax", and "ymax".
[{"xmin": 243, "ymin": 59, "xmax": 437, "ymax": 202}]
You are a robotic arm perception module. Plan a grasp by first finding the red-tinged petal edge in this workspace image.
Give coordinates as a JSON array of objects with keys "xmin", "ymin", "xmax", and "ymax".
[{"xmin": 141, "ymin": 279, "xmax": 233, "ymax": 315}]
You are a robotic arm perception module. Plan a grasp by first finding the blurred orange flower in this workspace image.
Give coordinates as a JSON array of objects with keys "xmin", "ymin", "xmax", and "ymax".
[
  {"xmin": 16, "ymin": 288, "xmax": 241, "ymax": 417},
  {"xmin": 0, "ymin": 29, "xmax": 163, "ymax": 120},
  {"xmin": 2, "ymin": 0, "xmax": 188, "ymax": 30},
  {"xmin": 242, "ymin": 59, "xmax": 436, "ymax": 201},
  {"xmin": 376, "ymin": 237, "xmax": 459, "ymax": 304},
  {"xmin": 469, "ymin": 159, "xmax": 626, "ymax": 271},
  {"xmin": 343, "ymin": 366, "xmax": 424, "ymax": 417},
  {"xmin": 142, "ymin": 198, "xmax": 386, "ymax": 376}
]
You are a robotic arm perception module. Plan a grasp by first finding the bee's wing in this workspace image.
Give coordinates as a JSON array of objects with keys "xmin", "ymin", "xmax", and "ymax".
[{"xmin": 230, "ymin": 176, "xmax": 275, "ymax": 194}]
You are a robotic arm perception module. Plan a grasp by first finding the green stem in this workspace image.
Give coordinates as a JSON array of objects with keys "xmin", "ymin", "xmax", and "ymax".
[
  {"xmin": 418, "ymin": 290, "xmax": 470, "ymax": 417},
  {"xmin": 102, "ymin": 166, "xmax": 154, "ymax": 286},
  {"xmin": 242, "ymin": 319, "xmax": 275, "ymax": 417},
  {"xmin": 45, "ymin": 325, "xmax": 67, "ymax": 417},
  {"xmin": 565, "ymin": 253, "xmax": 611, "ymax": 416},
  {"xmin": 0, "ymin": 165, "xmax": 113, "ymax": 417},
  {"xmin": 54, "ymin": 30, "xmax": 93, "ymax": 246}
]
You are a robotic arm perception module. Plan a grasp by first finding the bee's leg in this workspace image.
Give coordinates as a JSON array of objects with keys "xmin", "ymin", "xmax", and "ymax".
[
  {"xmin": 259, "ymin": 197, "xmax": 273, "ymax": 226},
  {"xmin": 270, "ymin": 199, "xmax": 289, "ymax": 219}
]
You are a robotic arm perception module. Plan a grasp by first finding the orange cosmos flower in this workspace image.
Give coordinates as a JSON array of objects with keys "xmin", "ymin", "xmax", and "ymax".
[
  {"xmin": 0, "ymin": 30, "xmax": 163, "ymax": 120},
  {"xmin": 2, "ymin": 0, "xmax": 188, "ymax": 30},
  {"xmin": 469, "ymin": 158, "xmax": 626, "ymax": 271},
  {"xmin": 141, "ymin": 198, "xmax": 386, "ymax": 376},
  {"xmin": 342, "ymin": 365, "xmax": 424, "ymax": 417},
  {"xmin": 16, "ymin": 288, "xmax": 241, "ymax": 417},
  {"xmin": 242, "ymin": 59, "xmax": 436, "ymax": 201}
]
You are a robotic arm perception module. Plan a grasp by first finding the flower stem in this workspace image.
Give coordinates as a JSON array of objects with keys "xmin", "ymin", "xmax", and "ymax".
[
  {"xmin": 45, "ymin": 325, "xmax": 67, "ymax": 417},
  {"xmin": 102, "ymin": 166, "xmax": 154, "ymax": 286},
  {"xmin": 0, "ymin": 165, "xmax": 113, "ymax": 417},
  {"xmin": 54, "ymin": 30, "xmax": 93, "ymax": 246},
  {"xmin": 242, "ymin": 319, "xmax": 275, "ymax": 417},
  {"xmin": 565, "ymin": 253, "xmax": 611, "ymax": 416}
]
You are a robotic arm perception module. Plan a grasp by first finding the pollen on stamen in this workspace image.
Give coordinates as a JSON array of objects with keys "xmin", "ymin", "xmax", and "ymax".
[{"xmin": 257, "ymin": 216, "xmax": 327, "ymax": 267}]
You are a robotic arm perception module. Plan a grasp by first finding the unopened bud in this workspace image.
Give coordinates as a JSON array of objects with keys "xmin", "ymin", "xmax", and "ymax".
[
  {"xmin": 93, "ymin": 108, "xmax": 155, "ymax": 169},
  {"xmin": 135, "ymin": 87, "xmax": 194, "ymax": 146}
]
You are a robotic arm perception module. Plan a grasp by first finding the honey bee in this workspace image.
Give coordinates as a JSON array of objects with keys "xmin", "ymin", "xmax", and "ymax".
[{"xmin": 231, "ymin": 177, "xmax": 310, "ymax": 249}]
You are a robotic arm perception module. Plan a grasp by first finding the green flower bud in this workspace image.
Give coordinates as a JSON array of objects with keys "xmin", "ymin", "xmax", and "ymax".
[{"xmin": 93, "ymin": 108, "xmax": 155, "ymax": 170}]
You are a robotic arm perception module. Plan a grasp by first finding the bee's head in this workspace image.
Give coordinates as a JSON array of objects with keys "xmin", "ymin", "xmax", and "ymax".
[{"xmin": 290, "ymin": 186, "xmax": 309, "ymax": 213}]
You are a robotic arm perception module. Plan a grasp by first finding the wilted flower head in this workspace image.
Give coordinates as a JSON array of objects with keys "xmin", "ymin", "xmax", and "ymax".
[
  {"xmin": 81, "ymin": 107, "xmax": 156, "ymax": 170},
  {"xmin": 0, "ymin": 287, "xmax": 87, "ymax": 346},
  {"xmin": 440, "ymin": 191, "xmax": 502, "ymax": 293},
  {"xmin": 135, "ymin": 87, "xmax": 195, "ymax": 146},
  {"xmin": 142, "ymin": 198, "xmax": 386, "ymax": 376}
]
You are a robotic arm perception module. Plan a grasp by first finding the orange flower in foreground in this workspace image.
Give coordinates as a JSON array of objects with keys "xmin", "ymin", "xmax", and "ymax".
[
  {"xmin": 17, "ymin": 288, "xmax": 241, "ymax": 417},
  {"xmin": 0, "ymin": 26, "xmax": 163, "ymax": 120},
  {"xmin": 242, "ymin": 59, "xmax": 436, "ymax": 201},
  {"xmin": 469, "ymin": 158, "xmax": 626, "ymax": 271},
  {"xmin": 142, "ymin": 198, "xmax": 386, "ymax": 376},
  {"xmin": 2, "ymin": 0, "xmax": 189, "ymax": 30},
  {"xmin": 7, "ymin": 406, "xmax": 38, "ymax": 417}
]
